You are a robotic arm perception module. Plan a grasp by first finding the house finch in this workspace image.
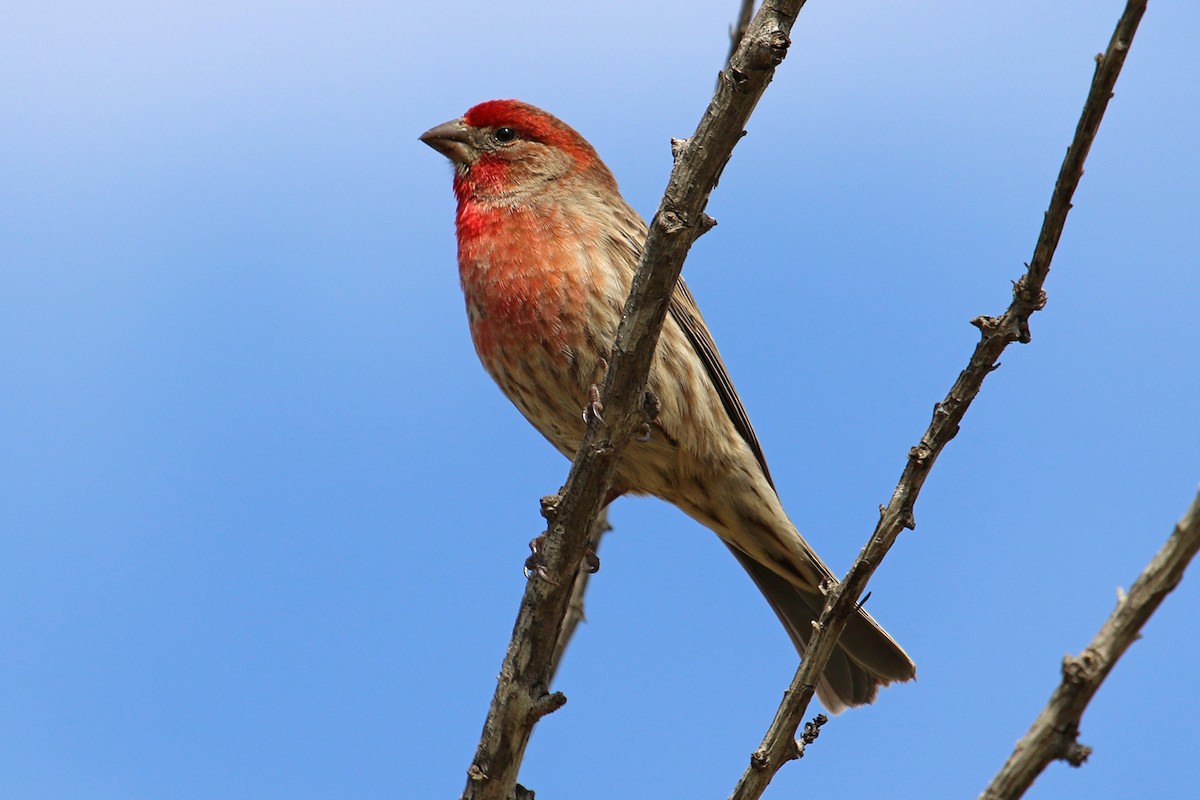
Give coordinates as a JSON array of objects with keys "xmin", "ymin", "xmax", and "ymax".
[{"xmin": 420, "ymin": 99, "xmax": 915, "ymax": 712}]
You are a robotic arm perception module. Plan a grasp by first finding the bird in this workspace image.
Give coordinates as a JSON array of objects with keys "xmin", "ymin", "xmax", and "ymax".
[{"xmin": 420, "ymin": 99, "xmax": 915, "ymax": 712}]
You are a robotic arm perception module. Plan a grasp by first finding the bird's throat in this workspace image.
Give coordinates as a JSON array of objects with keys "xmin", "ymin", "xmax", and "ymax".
[{"xmin": 456, "ymin": 199, "xmax": 586, "ymax": 364}]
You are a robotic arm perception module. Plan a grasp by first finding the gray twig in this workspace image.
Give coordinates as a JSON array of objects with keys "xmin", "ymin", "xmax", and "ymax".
[
  {"xmin": 728, "ymin": 0, "xmax": 757, "ymax": 65},
  {"xmin": 547, "ymin": 509, "xmax": 610, "ymax": 686},
  {"xmin": 979, "ymin": 487, "xmax": 1200, "ymax": 800},
  {"xmin": 728, "ymin": 2, "xmax": 1148, "ymax": 798},
  {"xmin": 460, "ymin": 3, "xmax": 811, "ymax": 799}
]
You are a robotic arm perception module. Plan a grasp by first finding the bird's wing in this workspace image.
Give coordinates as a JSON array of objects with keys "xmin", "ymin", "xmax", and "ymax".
[
  {"xmin": 610, "ymin": 205, "xmax": 775, "ymax": 490},
  {"xmin": 668, "ymin": 278, "xmax": 776, "ymax": 491}
]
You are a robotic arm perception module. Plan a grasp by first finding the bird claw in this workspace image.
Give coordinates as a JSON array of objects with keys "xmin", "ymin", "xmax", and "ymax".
[
  {"xmin": 523, "ymin": 534, "xmax": 596, "ymax": 581},
  {"xmin": 583, "ymin": 384, "xmax": 605, "ymax": 424},
  {"xmin": 524, "ymin": 534, "xmax": 556, "ymax": 583},
  {"xmin": 636, "ymin": 423, "xmax": 652, "ymax": 442},
  {"xmin": 583, "ymin": 547, "xmax": 600, "ymax": 574}
]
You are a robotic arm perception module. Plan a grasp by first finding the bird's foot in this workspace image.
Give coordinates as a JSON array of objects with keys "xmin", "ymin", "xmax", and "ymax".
[
  {"xmin": 524, "ymin": 534, "xmax": 556, "ymax": 583},
  {"xmin": 524, "ymin": 534, "xmax": 600, "ymax": 578},
  {"xmin": 582, "ymin": 546, "xmax": 600, "ymax": 574},
  {"xmin": 583, "ymin": 384, "xmax": 604, "ymax": 424}
]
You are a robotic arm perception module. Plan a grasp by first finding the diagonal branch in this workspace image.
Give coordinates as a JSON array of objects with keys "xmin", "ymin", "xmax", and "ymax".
[
  {"xmin": 727, "ymin": 0, "xmax": 758, "ymax": 64},
  {"xmin": 728, "ymin": 2, "xmax": 1148, "ymax": 798},
  {"xmin": 546, "ymin": 508, "xmax": 610, "ymax": 687},
  {"xmin": 460, "ymin": 3, "xmax": 811, "ymax": 799},
  {"xmin": 978, "ymin": 487, "xmax": 1200, "ymax": 800}
]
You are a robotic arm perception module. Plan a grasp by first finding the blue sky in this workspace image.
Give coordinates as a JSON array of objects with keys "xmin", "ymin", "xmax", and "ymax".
[{"xmin": 3, "ymin": 1, "xmax": 1198, "ymax": 797}]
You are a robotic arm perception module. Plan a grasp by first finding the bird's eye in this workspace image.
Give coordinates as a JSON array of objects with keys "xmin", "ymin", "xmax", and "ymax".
[{"xmin": 493, "ymin": 127, "xmax": 518, "ymax": 143}]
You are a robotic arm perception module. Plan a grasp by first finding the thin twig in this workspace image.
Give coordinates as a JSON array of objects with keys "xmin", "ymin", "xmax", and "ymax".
[
  {"xmin": 979, "ymin": 487, "xmax": 1200, "ymax": 800},
  {"xmin": 728, "ymin": 0, "xmax": 757, "ymax": 65},
  {"xmin": 547, "ymin": 508, "xmax": 610, "ymax": 686},
  {"xmin": 728, "ymin": 2, "xmax": 1148, "ymax": 798},
  {"xmin": 461, "ymin": 3, "xmax": 810, "ymax": 799}
]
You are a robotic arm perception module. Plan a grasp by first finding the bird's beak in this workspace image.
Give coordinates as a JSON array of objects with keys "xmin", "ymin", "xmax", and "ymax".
[{"xmin": 419, "ymin": 118, "xmax": 474, "ymax": 164}]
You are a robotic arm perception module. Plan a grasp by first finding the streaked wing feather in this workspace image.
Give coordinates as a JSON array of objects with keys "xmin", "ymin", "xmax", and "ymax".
[
  {"xmin": 668, "ymin": 279, "xmax": 776, "ymax": 491},
  {"xmin": 611, "ymin": 208, "xmax": 774, "ymax": 491}
]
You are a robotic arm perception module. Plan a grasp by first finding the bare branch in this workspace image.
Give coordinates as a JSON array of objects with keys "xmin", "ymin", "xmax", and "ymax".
[
  {"xmin": 728, "ymin": 2, "xmax": 1148, "ymax": 797},
  {"xmin": 461, "ymin": 3, "xmax": 811, "ymax": 798},
  {"xmin": 728, "ymin": 0, "xmax": 757, "ymax": 65},
  {"xmin": 979, "ymin": 488, "xmax": 1200, "ymax": 800},
  {"xmin": 547, "ymin": 508, "xmax": 610, "ymax": 686}
]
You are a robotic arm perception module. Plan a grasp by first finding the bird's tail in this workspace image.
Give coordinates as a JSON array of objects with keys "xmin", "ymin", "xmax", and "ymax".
[{"xmin": 724, "ymin": 543, "xmax": 915, "ymax": 713}]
